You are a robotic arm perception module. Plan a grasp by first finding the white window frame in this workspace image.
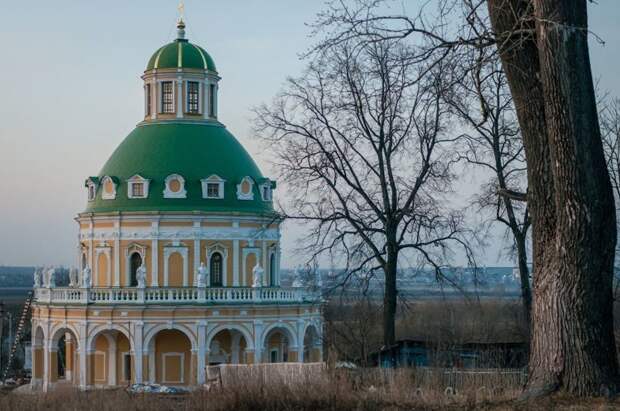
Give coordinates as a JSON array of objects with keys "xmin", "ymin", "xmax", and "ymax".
[
  {"xmin": 162, "ymin": 352, "xmax": 185, "ymax": 384},
  {"xmin": 201, "ymin": 174, "xmax": 225, "ymax": 199},
  {"xmin": 127, "ymin": 174, "xmax": 150, "ymax": 199},
  {"xmin": 236, "ymin": 176, "xmax": 254, "ymax": 201},
  {"xmin": 100, "ymin": 176, "xmax": 117, "ymax": 200},
  {"xmin": 163, "ymin": 174, "xmax": 187, "ymax": 199}
]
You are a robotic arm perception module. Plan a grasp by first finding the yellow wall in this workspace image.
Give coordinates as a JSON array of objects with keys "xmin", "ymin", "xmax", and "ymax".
[
  {"xmin": 154, "ymin": 330, "xmax": 191, "ymax": 385},
  {"xmin": 93, "ymin": 334, "xmax": 109, "ymax": 384},
  {"xmin": 116, "ymin": 333, "xmax": 132, "ymax": 384},
  {"xmin": 96, "ymin": 253, "xmax": 108, "ymax": 287},
  {"xmin": 245, "ymin": 253, "xmax": 256, "ymax": 286}
]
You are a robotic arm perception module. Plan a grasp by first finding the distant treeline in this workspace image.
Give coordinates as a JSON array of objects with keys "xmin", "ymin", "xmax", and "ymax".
[{"xmin": 0, "ymin": 266, "xmax": 34, "ymax": 287}]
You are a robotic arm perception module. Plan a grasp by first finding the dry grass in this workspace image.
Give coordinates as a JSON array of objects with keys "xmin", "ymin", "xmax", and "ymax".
[{"xmin": 2, "ymin": 368, "xmax": 620, "ymax": 411}]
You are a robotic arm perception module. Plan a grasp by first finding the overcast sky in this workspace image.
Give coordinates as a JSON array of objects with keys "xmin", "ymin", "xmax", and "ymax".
[{"xmin": 0, "ymin": 1, "xmax": 618, "ymax": 268}]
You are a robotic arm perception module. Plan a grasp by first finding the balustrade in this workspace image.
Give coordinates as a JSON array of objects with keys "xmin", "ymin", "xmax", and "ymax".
[{"xmin": 34, "ymin": 286, "xmax": 318, "ymax": 305}]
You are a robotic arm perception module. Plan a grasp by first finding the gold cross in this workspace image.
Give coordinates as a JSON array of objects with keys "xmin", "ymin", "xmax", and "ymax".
[{"xmin": 178, "ymin": 1, "xmax": 185, "ymax": 20}]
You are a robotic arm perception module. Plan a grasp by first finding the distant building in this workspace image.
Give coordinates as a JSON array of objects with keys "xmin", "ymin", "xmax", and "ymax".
[
  {"xmin": 31, "ymin": 17, "xmax": 322, "ymax": 391},
  {"xmin": 369, "ymin": 339, "xmax": 527, "ymax": 369}
]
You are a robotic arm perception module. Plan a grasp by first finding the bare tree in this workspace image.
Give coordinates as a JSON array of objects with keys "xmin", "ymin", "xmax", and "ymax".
[
  {"xmin": 445, "ymin": 56, "xmax": 531, "ymax": 326},
  {"xmin": 600, "ymin": 97, "xmax": 620, "ymax": 206},
  {"xmin": 255, "ymin": 40, "xmax": 472, "ymax": 347},
  {"xmin": 308, "ymin": 0, "xmax": 618, "ymax": 397}
]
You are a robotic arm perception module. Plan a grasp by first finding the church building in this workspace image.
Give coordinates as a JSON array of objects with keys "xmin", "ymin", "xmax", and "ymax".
[{"xmin": 30, "ymin": 18, "xmax": 323, "ymax": 391}]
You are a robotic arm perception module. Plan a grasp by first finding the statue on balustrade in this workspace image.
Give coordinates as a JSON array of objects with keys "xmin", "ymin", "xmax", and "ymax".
[
  {"xmin": 292, "ymin": 265, "xmax": 304, "ymax": 288},
  {"xmin": 252, "ymin": 263, "xmax": 264, "ymax": 288},
  {"xmin": 69, "ymin": 267, "xmax": 79, "ymax": 288},
  {"xmin": 46, "ymin": 267, "xmax": 56, "ymax": 288},
  {"xmin": 82, "ymin": 265, "xmax": 91, "ymax": 288},
  {"xmin": 136, "ymin": 263, "xmax": 147, "ymax": 289},
  {"xmin": 33, "ymin": 267, "xmax": 41, "ymax": 288},
  {"xmin": 196, "ymin": 262, "xmax": 207, "ymax": 287}
]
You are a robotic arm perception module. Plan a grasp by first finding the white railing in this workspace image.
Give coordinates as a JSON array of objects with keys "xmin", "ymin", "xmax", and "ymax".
[{"xmin": 33, "ymin": 286, "xmax": 319, "ymax": 305}]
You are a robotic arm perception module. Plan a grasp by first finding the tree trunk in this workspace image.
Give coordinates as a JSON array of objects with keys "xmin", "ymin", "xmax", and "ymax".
[
  {"xmin": 514, "ymin": 232, "xmax": 532, "ymax": 329},
  {"xmin": 488, "ymin": 0, "xmax": 620, "ymax": 396},
  {"xmin": 383, "ymin": 237, "xmax": 398, "ymax": 347},
  {"xmin": 526, "ymin": 0, "xmax": 619, "ymax": 396}
]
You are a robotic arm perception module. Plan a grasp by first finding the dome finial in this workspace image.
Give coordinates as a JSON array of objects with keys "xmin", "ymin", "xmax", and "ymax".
[{"xmin": 176, "ymin": 1, "xmax": 186, "ymax": 40}]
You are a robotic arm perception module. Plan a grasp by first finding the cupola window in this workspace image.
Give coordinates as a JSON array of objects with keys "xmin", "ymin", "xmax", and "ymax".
[
  {"xmin": 145, "ymin": 84, "xmax": 152, "ymax": 116},
  {"xmin": 161, "ymin": 81, "xmax": 174, "ymax": 113},
  {"xmin": 201, "ymin": 175, "xmax": 225, "ymax": 199},
  {"xmin": 101, "ymin": 176, "xmax": 117, "ymax": 200},
  {"xmin": 209, "ymin": 84, "xmax": 216, "ymax": 117},
  {"xmin": 164, "ymin": 174, "xmax": 187, "ymax": 198},
  {"xmin": 236, "ymin": 177, "xmax": 254, "ymax": 200},
  {"xmin": 187, "ymin": 81, "xmax": 200, "ymax": 114},
  {"xmin": 127, "ymin": 175, "xmax": 150, "ymax": 199}
]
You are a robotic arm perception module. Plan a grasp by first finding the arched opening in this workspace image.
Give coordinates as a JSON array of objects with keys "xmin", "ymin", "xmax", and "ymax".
[
  {"xmin": 264, "ymin": 328, "xmax": 291, "ymax": 363},
  {"xmin": 269, "ymin": 253, "xmax": 276, "ymax": 286},
  {"xmin": 303, "ymin": 325, "xmax": 321, "ymax": 363},
  {"xmin": 129, "ymin": 252, "xmax": 142, "ymax": 287},
  {"xmin": 210, "ymin": 252, "xmax": 223, "ymax": 286},
  {"xmin": 88, "ymin": 328, "xmax": 133, "ymax": 387},
  {"xmin": 209, "ymin": 329, "xmax": 248, "ymax": 365},
  {"xmin": 151, "ymin": 330, "xmax": 192, "ymax": 386},
  {"xmin": 168, "ymin": 252, "xmax": 183, "ymax": 287},
  {"xmin": 49, "ymin": 327, "xmax": 79, "ymax": 385}
]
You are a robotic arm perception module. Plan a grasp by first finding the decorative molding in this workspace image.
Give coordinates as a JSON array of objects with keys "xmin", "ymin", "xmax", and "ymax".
[
  {"xmin": 163, "ymin": 243, "xmax": 189, "ymax": 286},
  {"xmin": 100, "ymin": 176, "xmax": 117, "ymax": 200},
  {"xmin": 236, "ymin": 177, "xmax": 254, "ymax": 200},
  {"xmin": 163, "ymin": 174, "xmax": 187, "ymax": 199}
]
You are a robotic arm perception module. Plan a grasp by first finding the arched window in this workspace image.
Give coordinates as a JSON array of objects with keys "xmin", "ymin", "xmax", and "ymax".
[
  {"xmin": 210, "ymin": 252, "xmax": 223, "ymax": 287},
  {"xmin": 130, "ymin": 252, "xmax": 142, "ymax": 287},
  {"xmin": 269, "ymin": 253, "xmax": 276, "ymax": 287}
]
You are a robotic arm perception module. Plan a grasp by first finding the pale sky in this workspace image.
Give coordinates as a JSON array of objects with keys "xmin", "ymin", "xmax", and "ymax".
[{"xmin": 0, "ymin": 1, "xmax": 618, "ymax": 268}]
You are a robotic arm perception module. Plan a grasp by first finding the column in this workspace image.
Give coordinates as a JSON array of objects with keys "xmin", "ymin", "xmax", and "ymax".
[
  {"xmin": 203, "ymin": 80, "xmax": 209, "ymax": 120},
  {"xmin": 65, "ymin": 332, "xmax": 74, "ymax": 382},
  {"xmin": 88, "ymin": 219, "xmax": 94, "ymax": 274},
  {"xmin": 42, "ymin": 337, "xmax": 50, "ymax": 391},
  {"xmin": 151, "ymin": 220, "xmax": 159, "ymax": 287},
  {"xmin": 133, "ymin": 322, "xmax": 143, "ymax": 384},
  {"xmin": 232, "ymin": 239, "xmax": 240, "ymax": 286},
  {"xmin": 296, "ymin": 320, "xmax": 306, "ymax": 363},
  {"xmin": 108, "ymin": 337, "xmax": 117, "ymax": 386},
  {"xmin": 261, "ymin": 240, "xmax": 267, "ymax": 286},
  {"xmin": 78, "ymin": 323, "xmax": 88, "ymax": 389},
  {"xmin": 253, "ymin": 321, "xmax": 263, "ymax": 364},
  {"xmin": 197, "ymin": 322, "xmax": 206, "ymax": 385},
  {"xmin": 151, "ymin": 80, "xmax": 157, "ymax": 120},
  {"xmin": 193, "ymin": 220, "xmax": 201, "ymax": 286},
  {"xmin": 114, "ymin": 220, "xmax": 120, "ymax": 287}
]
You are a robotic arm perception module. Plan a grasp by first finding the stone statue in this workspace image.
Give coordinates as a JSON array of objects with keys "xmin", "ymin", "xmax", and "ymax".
[
  {"xmin": 252, "ymin": 263, "xmax": 264, "ymax": 288},
  {"xmin": 33, "ymin": 267, "xmax": 41, "ymax": 288},
  {"xmin": 136, "ymin": 263, "xmax": 147, "ymax": 289},
  {"xmin": 46, "ymin": 267, "xmax": 56, "ymax": 288},
  {"xmin": 196, "ymin": 262, "xmax": 207, "ymax": 287},
  {"xmin": 69, "ymin": 267, "xmax": 79, "ymax": 288},
  {"xmin": 82, "ymin": 265, "xmax": 91, "ymax": 288}
]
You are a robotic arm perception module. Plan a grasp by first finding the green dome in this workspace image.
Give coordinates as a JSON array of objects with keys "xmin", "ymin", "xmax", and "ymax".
[
  {"xmin": 85, "ymin": 122, "xmax": 274, "ymax": 215},
  {"xmin": 146, "ymin": 40, "xmax": 217, "ymax": 72}
]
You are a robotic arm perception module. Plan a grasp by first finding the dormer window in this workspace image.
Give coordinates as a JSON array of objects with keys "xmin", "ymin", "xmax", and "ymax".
[
  {"xmin": 161, "ymin": 81, "xmax": 174, "ymax": 113},
  {"xmin": 187, "ymin": 81, "xmax": 199, "ymax": 114},
  {"xmin": 101, "ymin": 176, "xmax": 117, "ymax": 200},
  {"xmin": 164, "ymin": 174, "xmax": 187, "ymax": 198},
  {"xmin": 201, "ymin": 175, "xmax": 225, "ymax": 199},
  {"xmin": 127, "ymin": 175, "xmax": 150, "ymax": 199},
  {"xmin": 237, "ymin": 177, "xmax": 254, "ymax": 200},
  {"xmin": 85, "ymin": 177, "xmax": 99, "ymax": 202},
  {"xmin": 87, "ymin": 184, "xmax": 96, "ymax": 201},
  {"xmin": 261, "ymin": 184, "xmax": 272, "ymax": 201}
]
